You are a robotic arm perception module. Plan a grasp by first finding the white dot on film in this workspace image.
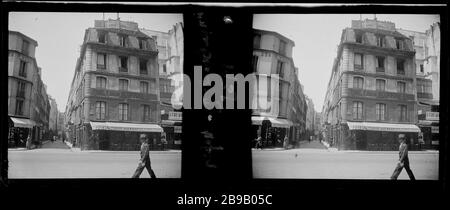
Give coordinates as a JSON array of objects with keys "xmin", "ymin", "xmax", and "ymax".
[
  {"xmin": 223, "ymin": 16, "xmax": 233, "ymax": 24},
  {"xmin": 208, "ymin": 115, "xmax": 212, "ymax": 121}
]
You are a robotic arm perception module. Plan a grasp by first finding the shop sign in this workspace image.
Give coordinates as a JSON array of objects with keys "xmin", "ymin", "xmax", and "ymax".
[
  {"xmin": 174, "ymin": 126, "xmax": 182, "ymax": 133},
  {"xmin": 432, "ymin": 126, "xmax": 439, "ymax": 134},
  {"xmin": 426, "ymin": 112, "xmax": 439, "ymax": 121},
  {"xmin": 169, "ymin": 111, "xmax": 182, "ymax": 121}
]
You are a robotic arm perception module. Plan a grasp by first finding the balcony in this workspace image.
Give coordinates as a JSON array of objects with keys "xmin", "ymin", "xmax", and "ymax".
[
  {"xmin": 344, "ymin": 88, "xmax": 415, "ymax": 101},
  {"xmin": 417, "ymin": 92, "xmax": 433, "ymax": 99}
]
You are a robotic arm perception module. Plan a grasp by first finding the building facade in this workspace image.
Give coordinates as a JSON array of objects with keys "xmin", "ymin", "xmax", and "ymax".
[
  {"xmin": 305, "ymin": 96, "xmax": 316, "ymax": 141},
  {"xmin": 141, "ymin": 23, "xmax": 184, "ymax": 149},
  {"xmin": 398, "ymin": 22, "xmax": 440, "ymax": 149},
  {"xmin": 48, "ymin": 96, "xmax": 59, "ymax": 135},
  {"xmin": 8, "ymin": 31, "xmax": 51, "ymax": 147},
  {"xmin": 64, "ymin": 19, "xmax": 163, "ymax": 150},
  {"xmin": 322, "ymin": 19, "xmax": 421, "ymax": 151},
  {"xmin": 252, "ymin": 29, "xmax": 306, "ymax": 148}
]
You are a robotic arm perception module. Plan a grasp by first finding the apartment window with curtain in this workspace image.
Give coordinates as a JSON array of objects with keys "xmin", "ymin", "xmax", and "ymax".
[
  {"xmin": 376, "ymin": 36, "xmax": 385, "ymax": 47},
  {"xmin": 22, "ymin": 39, "xmax": 29, "ymax": 55},
  {"xmin": 253, "ymin": 34, "xmax": 261, "ymax": 49},
  {"xmin": 353, "ymin": 77, "xmax": 364, "ymax": 89},
  {"xmin": 276, "ymin": 60, "xmax": 284, "ymax": 78},
  {"xmin": 119, "ymin": 79, "xmax": 128, "ymax": 91},
  {"xmin": 98, "ymin": 31, "xmax": 107, "ymax": 44},
  {"xmin": 139, "ymin": 59, "xmax": 148, "ymax": 75},
  {"xmin": 97, "ymin": 53, "xmax": 106, "ymax": 69},
  {"xmin": 119, "ymin": 34, "xmax": 128, "ymax": 47},
  {"xmin": 353, "ymin": 101, "xmax": 363, "ymax": 120},
  {"xmin": 397, "ymin": 59, "xmax": 405, "ymax": 75},
  {"xmin": 376, "ymin": 79, "xmax": 386, "ymax": 91},
  {"xmin": 17, "ymin": 81, "xmax": 26, "ymax": 98},
  {"xmin": 140, "ymin": 81, "xmax": 149, "ymax": 94},
  {"xmin": 399, "ymin": 105, "xmax": 407, "ymax": 121},
  {"xmin": 142, "ymin": 105, "xmax": 151, "ymax": 121},
  {"xmin": 119, "ymin": 103, "xmax": 129, "ymax": 121},
  {"xmin": 354, "ymin": 53, "xmax": 364, "ymax": 70},
  {"xmin": 119, "ymin": 56, "xmax": 128, "ymax": 72},
  {"xmin": 376, "ymin": 103, "xmax": 386, "ymax": 121},
  {"xmin": 95, "ymin": 101, "xmax": 106, "ymax": 120},
  {"xmin": 19, "ymin": 60, "xmax": 27, "ymax": 77},
  {"xmin": 96, "ymin": 77, "xmax": 107, "ymax": 89},
  {"xmin": 15, "ymin": 99, "xmax": 24, "ymax": 116},
  {"xmin": 252, "ymin": 55, "xmax": 259, "ymax": 72},
  {"xmin": 279, "ymin": 40, "xmax": 287, "ymax": 56},
  {"xmin": 397, "ymin": 81, "xmax": 406, "ymax": 93},
  {"xmin": 376, "ymin": 56, "xmax": 385, "ymax": 72}
]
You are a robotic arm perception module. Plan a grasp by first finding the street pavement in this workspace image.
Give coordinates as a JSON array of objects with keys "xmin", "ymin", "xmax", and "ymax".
[
  {"xmin": 8, "ymin": 140, "xmax": 181, "ymax": 178},
  {"xmin": 253, "ymin": 140, "xmax": 439, "ymax": 180}
]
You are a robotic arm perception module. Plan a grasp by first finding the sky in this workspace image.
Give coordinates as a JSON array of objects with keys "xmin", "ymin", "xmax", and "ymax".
[
  {"xmin": 253, "ymin": 14, "xmax": 440, "ymax": 112},
  {"xmin": 9, "ymin": 12, "xmax": 183, "ymax": 112}
]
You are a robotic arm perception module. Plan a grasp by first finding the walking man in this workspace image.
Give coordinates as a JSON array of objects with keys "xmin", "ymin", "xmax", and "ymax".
[
  {"xmin": 132, "ymin": 134, "xmax": 157, "ymax": 179},
  {"xmin": 391, "ymin": 134, "xmax": 415, "ymax": 180}
]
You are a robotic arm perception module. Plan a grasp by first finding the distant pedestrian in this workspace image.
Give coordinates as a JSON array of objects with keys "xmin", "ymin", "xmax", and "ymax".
[
  {"xmin": 255, "ymin": 136, "xmax": 262, "ymax": 149},
  {"xmin": 283, "ymin": 135, "xmax": 288, "ymax": 149},
  {"xmin": 132, "ymin": 134, "xmax": 156, "ymax": 179},
  {"xmin": 26, "ymin": 135, "xmax": 32, "ymax": 150},
  {"xmin": 391, "ymin": 134, "xmax": 415, "ymax": 180}
]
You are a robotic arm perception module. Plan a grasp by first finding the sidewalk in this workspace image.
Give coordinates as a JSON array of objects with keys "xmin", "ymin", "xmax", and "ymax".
[{"xmin": 63, "ymin": 140, "xmax": 180, "ymax": 153}]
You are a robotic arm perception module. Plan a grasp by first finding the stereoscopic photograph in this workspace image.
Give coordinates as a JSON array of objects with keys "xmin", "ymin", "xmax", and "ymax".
[
  {"xmin": 251, "ymin": 14, "xmax": 440, "ymax": 180},
  {"xmin": 7, "ymin": 12, "xmax": 183, "ymax": 178}
]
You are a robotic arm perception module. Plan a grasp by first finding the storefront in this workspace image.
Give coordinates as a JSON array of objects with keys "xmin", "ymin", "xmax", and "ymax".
[
  {"xmin": 418, "ymin": 111, "xmax": 439, "ymax": 150},
  {"xmin": 84, "ymin": 121, "xmax": 164, "ymax": 151},
  {"xmin": 340, "ymin": 121, "xmax": 421, "ymax": 151},
  {"xmin": 160, "ymin": 111, "xmax": 182, "ymax": 150},
  {"xmin": 252, "ymin": 116, "xmax": 292, "ymax": 148},
  {"xmin": 8, "ymin": 117, "xmax": 36, "ymax": 148}
]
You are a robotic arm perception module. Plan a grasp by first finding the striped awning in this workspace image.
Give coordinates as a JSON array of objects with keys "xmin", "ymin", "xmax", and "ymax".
[
  {"xmin": 10, "ymin": 117, "xmax": 35, "ymax": 128},
  {"xmin": 347, "ymin": 121, "xmax": 420, "ymax": 133},
  {"xmin": 90, "ymin": 122, "xmax": 163, "ymax": 133}
]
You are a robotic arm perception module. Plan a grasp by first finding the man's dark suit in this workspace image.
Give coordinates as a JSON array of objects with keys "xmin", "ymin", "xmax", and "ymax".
[
  {"xmin": 391, "ymin": 142, "xmax": 415, "ymax": 180},
  {"xmin": 132, "ymin": 142, "xmax": 156, "ymax": 178}
]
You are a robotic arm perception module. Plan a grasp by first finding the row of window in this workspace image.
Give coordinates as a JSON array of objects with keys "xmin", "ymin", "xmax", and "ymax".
[
  {"xmin": 355, "ymin": 32, "xmax": 406, "ymax": 50},
  {"xmin": 252, "ymin": 55, "xmax": 285, "ymax": 78},
  {"xmin": 96, "ymin": 76, "xmax": 154, "ymax": 93},
  {"xmin": 95, "ymin": 101, "xmax": 154, "ymax": 121},
  {"xmin": 353, "ymin": 77, "xmax": 406, "ymax": 93},
  {"xmin": 354, "ymin": 53, "xmax": 405, "ymax": 75},
  {"xmin": 97, "ymin": 53, "xmax": 150, "ymax": 75},
  {"xmin": 352, "ymin": 101, "xmax": 408, "ymax": 121},
  {"xmin": 97, "ymin": 31, "xmax": 151, "ymax": 50},
  {"xmin": 253, "ymin": 34, "xmax": 288, "ymax": 56}
]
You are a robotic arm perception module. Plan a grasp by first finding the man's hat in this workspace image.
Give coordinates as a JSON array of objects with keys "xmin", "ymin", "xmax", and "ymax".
[
  {"xmin": 140, "ymin": 134, "xmax": 147, "ymax": 139},
  {"xmin": 398, "ymin": 134, "xmax": 405, "ymax": 138}
]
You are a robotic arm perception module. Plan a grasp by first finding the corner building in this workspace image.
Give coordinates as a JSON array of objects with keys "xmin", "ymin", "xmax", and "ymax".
[
  {"xmin": 65, "ymin": 19, "xmax": 163, "ymax": 150},
  {"xmin": 322, "ymin": 19, "xmax": 420, "ymax": 150}
]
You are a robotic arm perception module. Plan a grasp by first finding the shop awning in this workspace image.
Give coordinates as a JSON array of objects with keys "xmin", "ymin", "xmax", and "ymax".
[
  {"xmin": 90, "ymin": 122, "xmax": 163, "ymax": 132},
  {"xmin": 346, "ymin": 121, "xmax": 420, "ymax": 133},
  {"xmin": 252, "ymin": 116, "xmax": 292, "ymax": 128},
  {"xmin": 10, "ymin": 117, "xmax": 35, "ymax": 128}
]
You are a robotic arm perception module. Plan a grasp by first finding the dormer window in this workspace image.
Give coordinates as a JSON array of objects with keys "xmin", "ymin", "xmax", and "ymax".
[
  {"xmin": 98, "ymin": 31, "xmax": 107, "ymax": 44},
  {"xmin": 376, "ymin": 36, "xmax": 385, "ymax": 47},
  {"xmin": 355, "ymin": 31, "xmax": 363, "ymax": 43},
  {"xmin": 119, "ymin": 34, "xmax": 127, "ymax": 47},
  {"xmin": 395, "ymin": 38, "xmax": 404, "ymax": 50}
]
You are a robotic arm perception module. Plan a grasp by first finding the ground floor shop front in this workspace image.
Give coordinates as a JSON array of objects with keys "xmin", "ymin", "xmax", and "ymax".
[
  {"xmin": 8, "ymin": 116, "xmax": 46, "ymax": 148},
  {"xmin": 326, "ymin": 121, "xmax": 421, "ymax": 151},
  {"xmin": 69, "ymin": 121, "xmax": 167, "ymax": 151},
  {"xmin": 252, "ymin": 116, "xmax": 304, "ymax": 148}
]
